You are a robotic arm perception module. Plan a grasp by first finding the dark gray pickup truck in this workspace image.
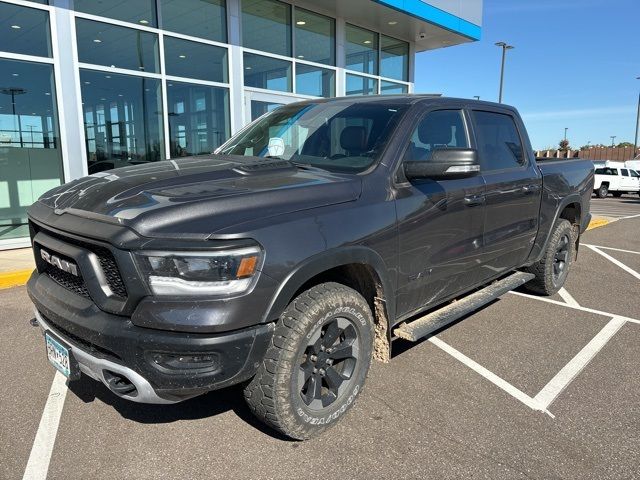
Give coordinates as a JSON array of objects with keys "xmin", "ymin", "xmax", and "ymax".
[{"xmin": 27, "ymin": 96, "xmax": 593, "ymax": 439}]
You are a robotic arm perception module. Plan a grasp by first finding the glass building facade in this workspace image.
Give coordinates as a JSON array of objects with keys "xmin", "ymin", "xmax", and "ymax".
[{"xmin": 0, "ymin": 0, "xmax": 482, "ymax": 248}]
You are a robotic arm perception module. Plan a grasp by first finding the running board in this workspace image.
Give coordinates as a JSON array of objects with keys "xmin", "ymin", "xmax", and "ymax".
[{"xmin": 393, "ymin": 271, "xmax": 535, "ymax": 342}]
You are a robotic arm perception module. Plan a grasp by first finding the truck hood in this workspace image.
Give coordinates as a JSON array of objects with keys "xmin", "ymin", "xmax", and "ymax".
[{"xmin": 36, "ymin": 155, "xmax": 362, "ymax": 238}]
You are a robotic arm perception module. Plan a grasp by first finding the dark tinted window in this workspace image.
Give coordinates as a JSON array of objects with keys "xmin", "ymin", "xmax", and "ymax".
[
  {"xmin": 621, "ymin": 168, "xmax": 629, "ymax": 176},
  {"xmin": 595, "ymin": 168, "xmax": 617, "ymax": 175},
  {"xmin": 473, "ymin": 111, "xmax": 525, "ymax": 171},
  {"xmin": 631, "ymin": 170, "xmax": 639, "ymax": 178},
  {"xmin": 404, "ymin": 110, "xmax": 468, "ymax": 162}
]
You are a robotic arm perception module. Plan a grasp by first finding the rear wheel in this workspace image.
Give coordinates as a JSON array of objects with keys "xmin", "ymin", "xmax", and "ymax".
[
  {"xmin": 596, "ymin": 184, "xmax": 608, "ymax": 198},
  {"xmin": 523, "ymin": 219, "xmax": 574, "ymax": 296},
  {"xmin": 244, "ymin": 282, "xmax": 374, "ymax": 440}
]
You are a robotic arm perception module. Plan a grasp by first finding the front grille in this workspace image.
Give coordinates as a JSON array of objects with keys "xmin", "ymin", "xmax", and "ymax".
[
  {"xmin": 45, "ymin": 265, "xmax": 90, "ymax": 298},
  {"xmin": 41, "ymin": 311, "xmax": 122, "ymax": 361},
  {"xmin": 33, "ymin": 224, "xmax": 128, "ymax": 300},
  {"xmin": 93, "ymin": 246, "xmax": 127, "ymax": 298}
]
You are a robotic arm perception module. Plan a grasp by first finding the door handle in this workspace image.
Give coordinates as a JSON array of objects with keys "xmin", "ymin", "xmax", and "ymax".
[
  {"xmin": 521, "ymin": 184, "xmax": 540, "ymax": 194},
  {"xmin": 464, "ymin": 194, "xmax": 485, "ymax": 206}
]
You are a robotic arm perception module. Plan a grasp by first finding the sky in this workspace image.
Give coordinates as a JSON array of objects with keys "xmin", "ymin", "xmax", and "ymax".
[{"xmin": 413, "ymin": 0, "xmax": 640, "ymax": 150}]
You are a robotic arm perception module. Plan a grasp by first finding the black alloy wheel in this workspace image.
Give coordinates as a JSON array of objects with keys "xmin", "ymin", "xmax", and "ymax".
[{"xmin": 298, "ymin": 317, "xmax": 360, "ymax": 410}]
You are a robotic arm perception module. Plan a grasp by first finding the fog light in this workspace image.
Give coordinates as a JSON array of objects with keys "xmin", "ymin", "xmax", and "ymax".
[{"xmin": 147, "ymin": 351, "xmax": 220, "ymax": 374}]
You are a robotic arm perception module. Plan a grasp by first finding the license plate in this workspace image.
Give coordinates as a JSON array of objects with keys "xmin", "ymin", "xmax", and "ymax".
[{"xmin": 46, "ymin": 332, "xmax": 72, "ymax": 377}]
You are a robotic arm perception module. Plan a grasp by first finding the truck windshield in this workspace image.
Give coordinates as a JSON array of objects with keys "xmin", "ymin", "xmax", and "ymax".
[{"xmin": 218, "ymin": 101, "xmax": 409, "ymax": 173}]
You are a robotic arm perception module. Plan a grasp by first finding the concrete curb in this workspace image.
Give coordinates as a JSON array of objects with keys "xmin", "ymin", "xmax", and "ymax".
[
  {"xmin": 586, "ymin": 218, "xmax": 610, "ymax": 231},
  {"xmin": 0, "ymin": 270, "xmax": 33, "ymax": 290}
]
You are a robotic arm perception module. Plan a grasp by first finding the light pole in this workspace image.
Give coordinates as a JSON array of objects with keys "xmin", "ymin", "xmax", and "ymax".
[
  {"xmin": 610, "ymin": 135, "xmax": 616, "ymax": 147},
  {"xmin": 473, "ymin": 95, "xmax": 480, "ymax": 100},
  {"xmin": 495, "ymin": 42, "xmax": 514, "ymax": 103},
  {"xmin": 634, "ymin": 76, "xmax": 639, "ymax": 158},
  {"xmin": 564, "ymin": 127, "xmax": 568, "ymax": 141}
]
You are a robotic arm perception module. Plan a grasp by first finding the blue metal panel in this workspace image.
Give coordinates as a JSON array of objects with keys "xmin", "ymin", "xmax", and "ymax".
[{"xmin": 373, "ymin": 0, "xmax": 481, "ymax": 40}]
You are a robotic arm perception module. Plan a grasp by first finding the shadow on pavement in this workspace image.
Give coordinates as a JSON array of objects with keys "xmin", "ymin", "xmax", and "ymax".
[{"xmin": 68, "ymin": 375, "xmax": 292, "ymax": 441}]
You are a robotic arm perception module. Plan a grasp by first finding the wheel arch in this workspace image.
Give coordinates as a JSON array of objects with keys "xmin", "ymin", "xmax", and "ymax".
[{"xmin": 261, "ymin": 247, "xmax": 395, "ymax": 362}]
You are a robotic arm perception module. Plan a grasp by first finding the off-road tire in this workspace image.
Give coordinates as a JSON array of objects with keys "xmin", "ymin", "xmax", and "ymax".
[
  {"xmin": 244, "ymin": 282, "xmax": 374, "ymax": 440},
  {"xmin": 523, "ymin": 219, "xmax": 574, "ymax": 296},
  {"xmin": 596, "ymin": 184, "xmax": 608, "ymax": 198}
]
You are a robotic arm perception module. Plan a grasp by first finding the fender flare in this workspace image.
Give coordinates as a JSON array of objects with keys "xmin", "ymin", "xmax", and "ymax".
[
  {"xmin": 261, "ymin": 246, "xmax": 396, "ymax": 325},
  {"xmin": 531, "ymin": 193, "xmax": 584, "ymax": 264}
]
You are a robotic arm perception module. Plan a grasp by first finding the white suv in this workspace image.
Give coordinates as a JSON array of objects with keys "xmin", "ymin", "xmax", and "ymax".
[{"xmin": 593, "ymin": 166, "xmax": 640, "ymax": 198}]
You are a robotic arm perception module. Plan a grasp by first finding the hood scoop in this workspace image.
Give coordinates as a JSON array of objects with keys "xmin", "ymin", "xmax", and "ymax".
[{"xmin": 233, "ymin": 159, "xmax": 296, "ymax": 175}]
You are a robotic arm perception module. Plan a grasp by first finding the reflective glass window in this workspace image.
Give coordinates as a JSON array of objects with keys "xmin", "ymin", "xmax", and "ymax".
[
  {"xmin": 345, "ymin": 24, "xmax": 377, "ymax": 75},
  {"xmin": 75, "ymin": 0, "xmax": 157, "ymax": 27},
  {"xmin": 346, "ymin": 74, "xmax": 377, "ymax": 96},
  {"xmin": 294, "ymin": 8, "xmax": 334, "ymax": 66},
  {"xmin": 296, "ymin": 64, "xmax": 334, "ymax": 98},
  {"xmin": 0, "ymin": 59, "xmax": 62, "ymax": 239},
  {"xmin": 80, "ymin": 70, "xmax": 164, "ymax": 173},
  {"xmin": 380, "ymin": 34, "xmax": 409, "ymax": 81},
  {"xmin": 76, "ymin": 19, "xmax": 160, "ymax": 73},
  {"xmin": 167, "ymin": 81, "xmax": 230, "ymax": 156},
  {"xmin": 243, "ymin": 53, "xmax": 292, "ymax": 92},
  {"xmin": 160, "ymin": 0, "xmax": 226, "ymax": 42},
  {"xmin": 380, "ymin": 80, "xmax": 408, "ymax": 94},
  {"xmin": 242, "ymin": 0, "xmax": 291, "ymax": 56},
  {"xmin": 164, "ymin": 37, "xmax": 228, "ymax": 83},
  {"xmin": 0, "ymin": 3, "xmax": 51, "ymax": 57}
]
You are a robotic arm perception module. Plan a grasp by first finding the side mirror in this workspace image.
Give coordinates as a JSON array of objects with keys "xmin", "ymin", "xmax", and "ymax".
[{"xmin": 404, "ymin": 148, "xmax": 480, "ymax": 180}]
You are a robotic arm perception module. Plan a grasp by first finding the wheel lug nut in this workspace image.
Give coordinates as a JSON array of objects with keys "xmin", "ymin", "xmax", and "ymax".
[
  {"xmin": 319, "ymin": 368, "xmax": 325, "ymax": 376},
  {"xmin": 313, "ymin": 368, "xmax": 318, "ymax": 374},
  {"xmin": 310, "ymin": 355, "xmax": 317, "ymax": 362},
  {"xmin": 320, "ymin": 345, "xmax": 325, "ymax": 351}
]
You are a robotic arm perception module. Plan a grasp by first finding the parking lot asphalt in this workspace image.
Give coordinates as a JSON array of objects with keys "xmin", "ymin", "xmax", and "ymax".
[{"xmin": 2, "ymin": 197, "xmax": 639, "ymax": 480}]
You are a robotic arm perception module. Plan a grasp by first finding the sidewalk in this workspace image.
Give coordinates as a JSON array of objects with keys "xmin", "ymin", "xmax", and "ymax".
[{"xmin": 0, "ymin": 248, "xmax": 35, "ymax": 289}]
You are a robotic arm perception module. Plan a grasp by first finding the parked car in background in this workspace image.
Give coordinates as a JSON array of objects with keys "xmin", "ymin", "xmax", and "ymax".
[{"xmin": 593, "ymin": 165, "xmax": 640, "ymax": 197}]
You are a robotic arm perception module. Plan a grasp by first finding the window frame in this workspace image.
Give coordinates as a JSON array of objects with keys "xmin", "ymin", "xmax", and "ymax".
[
  {"xmin": 468, "ymin": 108, "xmax": 529, "ymax": 174},
  {"xmin": 394, "ymin": 105, "xmax": 471, "ymax": 183}
]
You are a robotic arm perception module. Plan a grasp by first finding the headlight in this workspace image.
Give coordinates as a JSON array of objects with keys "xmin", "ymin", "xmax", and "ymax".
[{"xmin": 135, "ymin": 247, "xmax": 263, "ymax": 296}]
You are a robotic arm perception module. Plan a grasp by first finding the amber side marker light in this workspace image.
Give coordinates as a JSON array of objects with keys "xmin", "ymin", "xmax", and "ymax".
[{"xmin": 237, "ymin": 255, "xmax": 259, "ymax": 278}]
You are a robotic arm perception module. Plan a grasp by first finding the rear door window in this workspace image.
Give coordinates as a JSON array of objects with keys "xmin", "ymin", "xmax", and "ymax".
[
  {"xmin": 471, "ymin": 111, "xmax": 525, "ymax": 171},
  {"xmin": 621, "ymin": 168, "xmax": 629, "ymax": 176}
]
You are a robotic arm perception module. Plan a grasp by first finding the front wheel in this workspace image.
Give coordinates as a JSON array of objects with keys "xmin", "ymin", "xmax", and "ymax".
[
  {"xmin": 596, "ymin": 184, "xmax": 608, "ymax": 198},
  {"xmin": 523, "ymin": 219, "xmax": 574, "ymax": 296},
  {"xmin": 244, "ymin": 282, "xmax": 374, "ymax": 440}
]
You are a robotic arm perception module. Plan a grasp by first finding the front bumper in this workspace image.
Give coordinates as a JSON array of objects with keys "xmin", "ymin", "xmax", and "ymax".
[{"xmin": 28, "ymin": 274, "xmax": 274, "ymax": 403}]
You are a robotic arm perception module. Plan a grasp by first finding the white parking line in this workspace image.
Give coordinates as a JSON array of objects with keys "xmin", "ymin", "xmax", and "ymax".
[
  {"xmin": 23, "ymin": 372, "xmax": 67, "ymax": 480},
  {"xmin": 428, "ymin": 336, "xmax": 551, "ymax": 416},
  {"xmin": 583, "ymin": 244, "xmax": 640, "ymax": 255},
  {"xmin": 533, "ymin": 316, "xmax": 627, "ymax": 409},
  {"xmin": 558, "ymin": 287, "xmax": 580, "ymax": 307},
  {"xmin": 509, "ymin": 291, "xmax": 640, "ymax": 325},
  {"xmin": 584, "ymin": 245, "xmax": 640, "ymax": 280}
]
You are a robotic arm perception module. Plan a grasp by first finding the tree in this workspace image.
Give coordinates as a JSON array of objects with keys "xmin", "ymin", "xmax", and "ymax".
[
  {"xmin": 616, "ymin": 142, "xmax": 634, "ymax": 148},
  {"xmin": 558, "ymin": 139, "xmax": 569, "ymax": 151}
]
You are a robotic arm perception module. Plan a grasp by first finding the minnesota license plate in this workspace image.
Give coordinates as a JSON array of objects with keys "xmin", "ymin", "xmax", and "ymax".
[{"xmin": 45, "ymin": 332, "xmax": 72, "ymax": 377}]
